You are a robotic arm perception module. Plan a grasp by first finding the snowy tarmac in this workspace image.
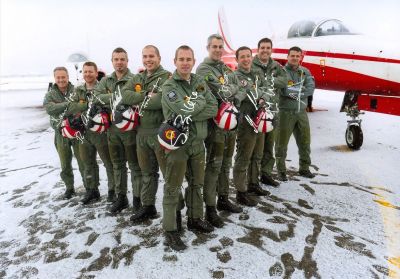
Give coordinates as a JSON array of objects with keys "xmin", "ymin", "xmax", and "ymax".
[{"xmin": 0, "ymin": 88, "xmax": 399, "ymax": 278}]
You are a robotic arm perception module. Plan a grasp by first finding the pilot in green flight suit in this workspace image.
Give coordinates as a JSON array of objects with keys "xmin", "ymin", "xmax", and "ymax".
[
  {"xmin": 43, "ymin": 67, "xmax": 85, "ymax": 199},
  {"xmin": 161, "ymin": 46, "xmax": 218, "ymax": 251},
  {"xmin": 196, "ymin": 34, "xmax": 244, "ymax": 229},
  {"xmin": 93, "ymin": 47, "xmax": 141, "ymax": 213},
  {"xmin": 276, "ymin": 46, "xmax": 316, "ymax": 181}
]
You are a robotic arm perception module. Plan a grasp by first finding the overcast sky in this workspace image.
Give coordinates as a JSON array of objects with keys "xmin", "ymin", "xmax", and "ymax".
[{"xmin": 1, "ymin": 0, "xmax": 399, "ymax": 76}]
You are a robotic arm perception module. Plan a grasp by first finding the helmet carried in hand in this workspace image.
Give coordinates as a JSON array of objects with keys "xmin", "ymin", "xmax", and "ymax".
[
  {"xmin": 158, "ymin": 114, "xmax": 189, "ymax": 150},
  {"xmin": 60, "ymin": 115, "xmax": 85, "ymax": 139},
  {"xmin": 112, "ymin": 104, "xmax": 139, "ymax": 131},
  {"xmin": 214, "ymin": 102, "xmax": 239, "ymax": 131},
  {"xmin": 254, "ymin": 108, "xmax": 274, "ymax": 133}
]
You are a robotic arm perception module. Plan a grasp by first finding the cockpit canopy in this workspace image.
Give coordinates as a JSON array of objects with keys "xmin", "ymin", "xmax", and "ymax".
[
  {"xmin": 288, "ymin": 19, "xmax": 356, "ymax": 38},
  {"xmin": 67, "ymin": 53, "xmax": 88, "ymax": 63}
]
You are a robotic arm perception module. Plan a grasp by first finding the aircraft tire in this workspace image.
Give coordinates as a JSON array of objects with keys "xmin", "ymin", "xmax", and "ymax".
[{"xmin": 345, "ymin": 125, "xmax": 363, "ymax": 150}]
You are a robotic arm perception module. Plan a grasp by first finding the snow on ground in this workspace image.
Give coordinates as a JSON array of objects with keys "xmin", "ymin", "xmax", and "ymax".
[{"xmin": 0, "ymin": 88, "xmax": 399, "ymax": 279}]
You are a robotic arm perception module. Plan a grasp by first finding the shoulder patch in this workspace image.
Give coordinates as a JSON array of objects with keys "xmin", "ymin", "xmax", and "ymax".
[
  {"xmin": 134, "ymin": 83, "xmax": 142, "ymax": 93},
  {"xmin": 196, "ymin": 84, "xmax": 205, "ymax": 92},
  {"xmin": 167, "ymin": 91, "xmax": 177, "ymax": 101},
  {"xmin": 205, "ymin": 74, "xmax": 215, "ymax": 82}
]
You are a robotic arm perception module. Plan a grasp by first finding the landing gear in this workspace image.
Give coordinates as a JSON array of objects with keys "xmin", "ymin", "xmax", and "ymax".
[
  {"xmin": 341, "ymin": 91, "xmax": 364, "ymax": 150},
  {"xmin": 345, "ymin": 124, "xmax": 363, "ymax": 150}
]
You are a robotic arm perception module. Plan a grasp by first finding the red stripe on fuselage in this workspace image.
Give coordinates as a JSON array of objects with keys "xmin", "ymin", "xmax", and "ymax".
[
  {"xmin": 272, "ymin": 48, "xmax": 400, "ymax": 64},
  {"xmin": 297, "ymin": 62, "xmax": 400, "ymax": 95}
]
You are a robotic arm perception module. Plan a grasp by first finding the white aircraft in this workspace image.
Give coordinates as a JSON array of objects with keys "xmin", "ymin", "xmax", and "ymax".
[{"xmin": 219, "ymin": 10, "xmax": 400, "ymax": 149}]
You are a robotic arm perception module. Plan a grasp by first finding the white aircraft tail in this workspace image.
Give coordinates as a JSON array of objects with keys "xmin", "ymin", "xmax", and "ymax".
[{"xmin": 218, "ymin": 7, "xmax": 235, "ymax": 52}]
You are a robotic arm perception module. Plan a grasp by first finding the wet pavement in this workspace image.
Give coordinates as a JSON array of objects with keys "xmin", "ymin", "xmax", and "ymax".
[{"xmin": 0, "ymin": 89, "xmax": 399, "ymax": 278}]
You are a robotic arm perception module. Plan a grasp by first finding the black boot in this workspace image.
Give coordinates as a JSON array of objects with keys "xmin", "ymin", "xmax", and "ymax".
[
  {"xmin": 63, "ymin": 188, "xmax": 75, "ymax": 199},
  {"xmin": 107, "ymin": 190, "xmax": 115, "ymax": 202},
  {"xmin": 206, "ymin": 206, "xmax": 224, "ymax": 228},
  {"xmin": 176, "ymin": 211, "xmax": 182, "ymax": 232},
  {"xmin": 217, "ymin": 195, "xmax": 243, "ymax": 213},
  {"xmin": 132, "ymin": 196, "xmax": 141, "ymax": 213},
  {"xmin": 130, "ymin": 205, "xmax": 157, "ymax": 222},
  {"xmin": 278, "ymin": 172, "xmax": 288, "ymax": 182},
  {"xmin": 164, "ymin": 231, "xmax": 187, "ymax": 251},
  {"xmin": 110, "ymin": 194, "xmax": 128, "ymax": 214},
  {"xmin": 187, "ymin": 218, "xmax": 214, "ymax": 233},
  {"xmin": 299, "ymin": 169, "xmax": 315, "ymax": 178},
  {"xmin": 81, "ymin": 188, "xmax": 100, "ymax": 205},
  {"xmin": 248, "ymin": 183, "xmax": 271, "ymax": 196},
  {"xmin": 236, "ymin": 191, "xmax": 258, "ymax": 207},
  {"xmin": 260, "ymin": 174, "xmax": 279, "ymax": 187}
]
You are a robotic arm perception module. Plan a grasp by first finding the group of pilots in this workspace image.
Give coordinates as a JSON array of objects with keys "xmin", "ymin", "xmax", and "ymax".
[{"xmin": 43, "ymin": 34, "xmax": 315, "ymax": 251}]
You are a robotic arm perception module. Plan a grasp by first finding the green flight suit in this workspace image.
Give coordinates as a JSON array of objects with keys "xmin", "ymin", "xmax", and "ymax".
[
  {"xmin": 93, "ymin": 70, "xmax": 142, "ymax": 198},
  {"xmin": 43, "ymin": 82, "xmax": 85, "ymax": 191},
  {"xmin": 121, "ymin": 66, "xmax": 171, "ymax": 206},
  {"xmin": 161, "ymin": 71, "xmax": 218, "ymax": 231},
  {"xmin": 233, "ymin": 68, "xmax": 269, "ymax": 192},
  {"xmin": 196, "ymin": 57, "xmax": 240, "ymax": 206},
  {"xmin": 275, "ymin": 64, "xmax": 315, "ymax": 174},
  {"xmin": 68, "ymin": 82, "xmax": 115, "ymax": 192},
  {"xmin": 252, "ymin": 55, "xmax": 288, "ymax": 177}
]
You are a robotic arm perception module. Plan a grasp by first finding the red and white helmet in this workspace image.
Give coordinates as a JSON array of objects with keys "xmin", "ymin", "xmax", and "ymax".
[
  {"xmin": 214, "ymin": 102, "xmax": 239, "ymax": 130},
  {"xmin": 89, "ymin": 112, "xmax": 110, "ymax": 133},
  {"xmin": 60, "ymin": 116, "xmax": 85, "ymax": 139},
  {"xmin": 158, "ymin": 122, "xmax": 188, "ymax": 151},
  {"xmin": 254, "ymin": 108, "xmax": 274, "ymax": 133},
  {"xmin": 112, "ymin": 105, "xmax": 139, "ymax": 131}
]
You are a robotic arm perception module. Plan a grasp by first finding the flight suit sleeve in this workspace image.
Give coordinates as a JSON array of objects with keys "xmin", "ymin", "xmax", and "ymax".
[
  {"xmin": 302, "ymin": 68, "xmax": 315, "ymax": 97},
  {"xmin": 196, "ymin": 64, "xmax": 223, "ymax": 99},
  {"xmin": 121, "ymin": 75, "xmax": 146, "ymax": 105},
  {"xmin": 191, "ymin": 83, "xmax": 218, "ymax": 121},
  {"xmin": 67, "ymin": 88, "xmax": 88, "ymax": 114},
  {"xmin": 144, "ymin": 90, "xmax": 163, "ymax": 110},
  {"xmin": 141, "ymin": 73, "xmax": 170, "ymax": 110},
  {"xmin": 161, "ymin": 83, "xmax": 206, "ymax": 119},
  {"xmin": 233, "ymin": 74, "xmax": 249, "ymax": 106},
  {"xmin": 270, "ymin": 63, "xmax": 288, "ymax": 90},
  {"xmin": 43, "ymin": 91, "xmax": 68, "ymax": 116},
  {"xmin": 93, "ymin": 77, "xmax": 112, "ymax": 107},
  {"xmin": 256, "ymin": 73, "xmax": 271, "ymax": 103},
  {"xmin": 280, "ymin": 70, "xmax": 292, "ymax": 98},
  {"xmin": 226, "ymin": 72, "xmax": 241, "ymax": 102}
]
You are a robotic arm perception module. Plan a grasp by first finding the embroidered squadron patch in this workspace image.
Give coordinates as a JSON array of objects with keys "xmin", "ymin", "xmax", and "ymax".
[
  {"xmin": 196, "ymin": 85, "xmax": 205, "ymax": 92},
  {"xmin": 205, "ymin": 74, "xmax": 215, "ymax": 82},
  {"xmin": 134, "ymin": 83, "xmax": 142, "ymax": 93},
  {"xmin": 218, "ymin": 76, "xmax": 225, "ymax": 84},
  {"xmin": 240, "ymin": 79, "xmax": 248, "ymax": 87},
  {"xmin": 167, "ymin": 91, "xmax": 177, "ymax": 101}
]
